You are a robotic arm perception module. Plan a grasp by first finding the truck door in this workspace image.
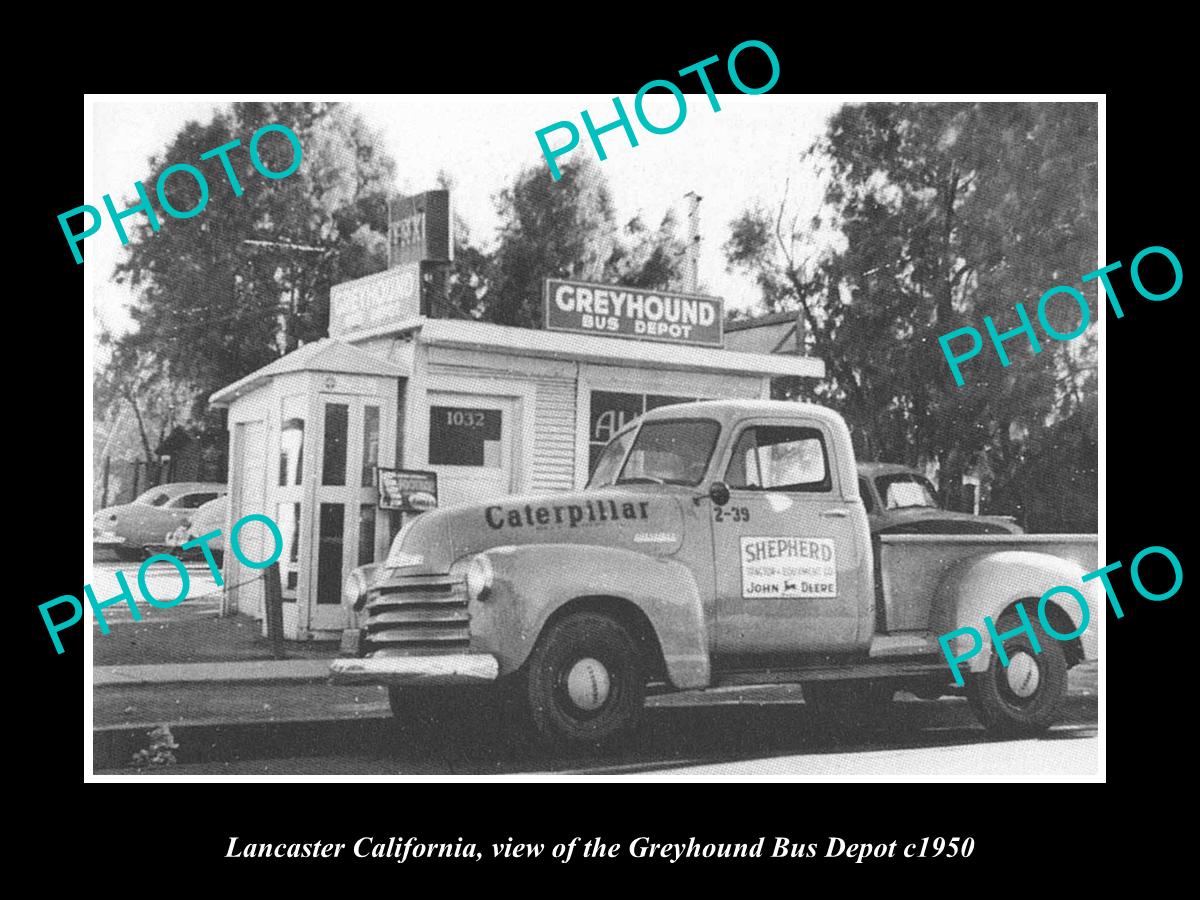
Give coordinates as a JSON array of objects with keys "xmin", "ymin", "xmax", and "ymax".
[{"xmin": 710, "ymin": 417, "xmax": 868, "ymax": 664}]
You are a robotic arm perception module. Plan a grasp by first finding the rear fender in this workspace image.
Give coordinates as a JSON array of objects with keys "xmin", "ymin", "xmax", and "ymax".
[
  {"xmin": 469, "ymin": 544, "xmax": 710, "ymax": 689},
  {"xmin": 932, "ymin": 551, "xmax": 1100, "ymax": 673}
]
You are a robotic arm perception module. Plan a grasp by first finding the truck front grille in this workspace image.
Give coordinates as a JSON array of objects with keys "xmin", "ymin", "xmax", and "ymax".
[{"xmin": 362, "ymin": 574, "xmax": 470, "ymax": 656}]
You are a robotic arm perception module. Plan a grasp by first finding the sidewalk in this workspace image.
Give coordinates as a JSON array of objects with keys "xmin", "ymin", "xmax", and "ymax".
[
  {"xmin": 93, "ymin": 610, "xmax": 347, "ymax": 728},
  {"xmin": 94, "ymin": 611, "xmax": 337, "ymax": 667},
  {"xmin": 95, "ymin": 658, "xmax": 334, "ymax": 686}
]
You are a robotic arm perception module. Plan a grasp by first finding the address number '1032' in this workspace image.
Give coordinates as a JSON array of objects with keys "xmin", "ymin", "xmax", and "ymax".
[{"xmin": 445, "ymin": 410, "xmax": 486, "ymax": 427}]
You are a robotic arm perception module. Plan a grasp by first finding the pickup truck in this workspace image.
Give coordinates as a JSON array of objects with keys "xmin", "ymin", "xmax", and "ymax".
[{"xmin": 332, "ymin": 400, "xmax": 1098, "ymax": 749}]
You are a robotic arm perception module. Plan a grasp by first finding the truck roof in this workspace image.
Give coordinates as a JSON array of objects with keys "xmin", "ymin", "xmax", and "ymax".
[{"xmin": 639, "ymin": 399, "xmax": 850, "ymax": 431}]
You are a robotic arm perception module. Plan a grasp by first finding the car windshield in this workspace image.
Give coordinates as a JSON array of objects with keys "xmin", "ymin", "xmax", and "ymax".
[
  {"xmin": 877, "ymin": 473, "xmax": 940, "ymax": 509},
  {"xmin": 609, "ymin": 419, "xmax": 721, "ymax": 487},
  {"xmin": 134, "ymin": 489, "xmax": 172, "ymax": 507}
]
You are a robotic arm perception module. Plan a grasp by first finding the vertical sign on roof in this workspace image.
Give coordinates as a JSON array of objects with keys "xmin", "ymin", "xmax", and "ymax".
[{"xmin": 388, "ymin": 190, "xmax": 452, "ymax": 268}]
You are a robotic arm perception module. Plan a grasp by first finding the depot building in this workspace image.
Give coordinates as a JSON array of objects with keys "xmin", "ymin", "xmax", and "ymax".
[{"xmin": 210, "ymin": 191, "xmax": 824, "ymax": 640}]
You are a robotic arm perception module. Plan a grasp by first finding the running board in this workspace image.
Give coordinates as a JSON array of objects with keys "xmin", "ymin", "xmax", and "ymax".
[
  {"xmin": 869, "ymin": 632, "xmax": 939, "ymax": 658},
  {"xmin": 712, "ymin": 659, "xmax": 948, "ymax": 688}
]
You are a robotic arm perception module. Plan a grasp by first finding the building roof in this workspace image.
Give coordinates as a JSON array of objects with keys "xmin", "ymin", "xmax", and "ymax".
[
  {"xmin": 209, "ymin": 339, "xmax": 408, "ymax": 406},
  {"xmin": 724, "ymin": 312, "xmax": 803, "ymax": 356},
  {"xmin": 344, "ymin": 316, "xmax": 825, "ymax": 380},
  {"xmin": 725, "ymin": 311, "xmax": 802, "ymax": 332}
]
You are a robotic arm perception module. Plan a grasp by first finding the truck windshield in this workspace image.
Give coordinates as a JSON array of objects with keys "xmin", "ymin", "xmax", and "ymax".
[
  {"xmin": 612, "ymin": 419, "xmax": 721, "ymax": 487},
  {"xmin": 876, "ymin": 473, "xmax": 940, "ymax": 509},
  {"xmin": 588, "ymin": 428, "xmax": 636, "ymax": 488}
]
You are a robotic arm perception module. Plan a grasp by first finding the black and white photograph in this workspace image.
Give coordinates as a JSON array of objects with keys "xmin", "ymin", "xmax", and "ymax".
[{"xmin": 82, "ymin": 92, "xmax": 1104, "ymax": 781}]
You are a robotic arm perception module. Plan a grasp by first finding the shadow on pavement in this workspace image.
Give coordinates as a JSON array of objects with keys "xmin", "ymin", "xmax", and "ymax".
[{"xmin": 97, "ymin": 694, "xmax": 1096, "ymax": 775}]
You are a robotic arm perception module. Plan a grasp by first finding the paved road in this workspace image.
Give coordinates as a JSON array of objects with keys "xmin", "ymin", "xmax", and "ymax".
[{"xmin": 96, "ymin": 673, "xmax": 1098, "ymax": 778}]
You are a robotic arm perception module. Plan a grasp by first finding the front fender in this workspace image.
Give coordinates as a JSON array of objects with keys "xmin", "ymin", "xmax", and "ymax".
[
  {"xmin": 469, "ymin": 544, "xmax": 710, "ymax": 689},
  {"xmin": 932, "ymin": 551, "xmax": 1101, "ymax": 673}
]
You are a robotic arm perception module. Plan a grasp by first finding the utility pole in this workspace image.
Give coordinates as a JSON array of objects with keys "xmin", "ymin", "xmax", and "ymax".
[{"xmin": 683, "ymin": 191, "xmax": 702, "ymax": 294}]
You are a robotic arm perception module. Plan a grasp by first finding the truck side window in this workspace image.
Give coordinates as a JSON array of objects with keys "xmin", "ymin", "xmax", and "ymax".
[
  {"xmin": 859, "ymin": 477, "xmax": 875, "ymax": 512},
  {"xmin": 725, "ymin": 426, "xmax": 832, "ymax": 492}
]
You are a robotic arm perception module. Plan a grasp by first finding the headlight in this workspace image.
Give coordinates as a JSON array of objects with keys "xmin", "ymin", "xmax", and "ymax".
[
  {"xmin": 342, "ymin": 568, "xmax": 369, "ymax": 611},
  {"xmin": 465, "ymin": 554, "xmax": 494, "ymax": 603}
]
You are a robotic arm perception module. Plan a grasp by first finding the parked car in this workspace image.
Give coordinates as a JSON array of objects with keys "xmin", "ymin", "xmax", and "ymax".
[
  {"xmin": 150, "ymin": 495, "xmax": 227, "ymax": 565},
  {"xmin": 856, "ymin": 462, "xmax": 1022, "ymax": 535},
  {"xmin": 93, "ymin": 482, "xmax": 227, "ymax": 561}
]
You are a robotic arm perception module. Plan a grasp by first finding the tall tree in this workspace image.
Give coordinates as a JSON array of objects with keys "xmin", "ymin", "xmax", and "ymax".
[
  {"xmin": 727, "ymin": 103, "xmax": 1097, "ymax": 526},
  {"xmin": 480, "ymin": 159, "xmax": 689, "ymax": 327},
  {"xmin": 110, "ymin": 102, "xmax": 396, "ymax": 432},
  {"xmin": 95, "ymin": 329, "xmax": 194, "ymax": 463}
]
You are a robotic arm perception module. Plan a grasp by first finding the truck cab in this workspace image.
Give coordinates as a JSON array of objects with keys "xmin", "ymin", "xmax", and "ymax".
[{"xmin": 332, "ymin": 400, "xmax": 1098, "ymax": 749}]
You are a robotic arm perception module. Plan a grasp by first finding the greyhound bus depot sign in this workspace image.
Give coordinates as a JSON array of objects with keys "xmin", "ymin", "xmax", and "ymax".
[{"xmin": 545, "ymin": 279, "xmax": 724, "ymax": 348}]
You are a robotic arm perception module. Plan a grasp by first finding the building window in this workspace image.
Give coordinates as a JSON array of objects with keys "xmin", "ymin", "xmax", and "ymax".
[
  {"xmin": 588, "ymin": 391, "xmax": 699, "ymax": 474},
  {"xmin": 316, "ymin": 503, "xmax": 344, "ymax": 605},
  {"xmin": 362, "ymin": 405, "xmax": 380, "ymax": 487},
  {"xmin": 322, "ymin": 403, "xmax": 349, "ymax": 486},
  {"xmin": 358, "ymin": 504, "xmax": 376, "ymax": 566},
  {"xmin": 279, "ymin": 417, "xmax": 304, "ymax": 486},
  {"xmin": 429, "ymin": 406, "xmax": 502, "ymax": 466}
]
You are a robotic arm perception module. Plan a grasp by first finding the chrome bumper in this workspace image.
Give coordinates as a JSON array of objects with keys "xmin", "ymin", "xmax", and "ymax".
[{"xmin": 329, "ymin": 653, "xmax": 499, "ymax": 686}]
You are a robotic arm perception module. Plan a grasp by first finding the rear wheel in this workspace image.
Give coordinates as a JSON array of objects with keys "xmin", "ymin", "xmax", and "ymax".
[
  {"xmin": 968, "ymin": 610, "xmax": 1068, "ymax": 737},
  {"xmin": 522, "ymin": 612, "xmax": 645, "ymax": 750}
]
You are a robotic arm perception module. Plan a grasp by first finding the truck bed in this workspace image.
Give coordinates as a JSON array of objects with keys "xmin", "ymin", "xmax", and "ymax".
[{"xmin": 878, "ymin": 534, "xmax": 1099, "ymax": 633}]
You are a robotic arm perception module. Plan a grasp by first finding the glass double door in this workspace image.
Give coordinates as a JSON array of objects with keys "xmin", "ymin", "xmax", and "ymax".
[{"xmin": 309, "ymin": 393, "xmax": 388, "ymax": 634}]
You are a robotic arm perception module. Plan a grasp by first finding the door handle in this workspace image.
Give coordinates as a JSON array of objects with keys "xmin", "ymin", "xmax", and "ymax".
[{"xmin": 820, "ymin": 508, "xmax": 849, "ymax": 518}]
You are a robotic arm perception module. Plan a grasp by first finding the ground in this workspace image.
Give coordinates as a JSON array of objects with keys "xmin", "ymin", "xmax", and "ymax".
[
  {"xmin": 89, "ymin": 561, "xmax": 1099, "ymax": 778},
  {"xmin": 91, "ymin": 558, "xmax": 335, "ymax": 666}
]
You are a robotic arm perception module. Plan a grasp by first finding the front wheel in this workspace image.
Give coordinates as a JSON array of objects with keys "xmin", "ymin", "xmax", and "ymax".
[
  {"xmin": 967, "ymin": 611, "xmax": 1068, "ymax": 737},
  {"xmin": 522, "ymin": 612, "xmax": 645, "ymax": 750}
]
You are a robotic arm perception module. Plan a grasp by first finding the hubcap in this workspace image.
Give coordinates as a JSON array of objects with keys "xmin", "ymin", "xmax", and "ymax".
[
  {"xmin": 565, "ymin": 657, "xmax": 611, "ymax": 711},
  {"xmin": 1005, "ymin": 652, "xmax": 1040, "ymax": 698}
]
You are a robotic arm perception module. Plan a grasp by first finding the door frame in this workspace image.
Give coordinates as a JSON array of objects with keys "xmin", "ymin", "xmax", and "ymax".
[{"xmin": 305, "ymin": 390, "xmax": 395, "ymax": 635}]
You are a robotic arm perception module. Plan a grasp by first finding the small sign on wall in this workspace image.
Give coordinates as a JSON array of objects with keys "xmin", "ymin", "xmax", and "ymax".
[{"xmin": 378, "ymin": 468, "xmax": 439, "ymax": 512}]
